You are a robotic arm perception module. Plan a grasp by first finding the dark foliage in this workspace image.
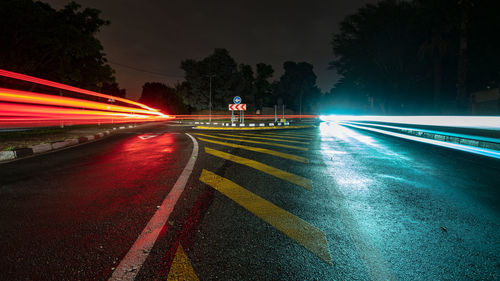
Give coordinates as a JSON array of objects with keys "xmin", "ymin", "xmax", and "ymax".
[
  {"xmin": 180, "ymin": 49, "xmax": 279, "ymax": 112},
  {"xmin": 329, "ymin": 0, "xmax": 500, "ymax": 114},
  {"xmin": 273, "ymin": 62, "xmax": 322, "ymax": 113},
  {"xmin": 101, "ymin": 82, "xmax": 126, "ymax": 98},
  {"xmin": 0, "ymin": 0, "xmax": 117, "ymax": 91},
  {"xmin": 138, "ymin": 82, "xmax": 188, "ymax": 114},
  {"xmin": 179, "ymin": 48, "xmax": 323, "ymax": 113}
]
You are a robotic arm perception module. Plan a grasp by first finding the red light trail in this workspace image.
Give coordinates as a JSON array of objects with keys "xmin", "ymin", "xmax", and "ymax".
[
  {"xmin": 0, "ymin": 69, "xmax": 158, "ymax": 112},
  {"xmin": 0, "ymin": 69, "xmax": 171, "ymax": 128},
  {"xmin": 0, "ymin": 69, "xmax": 318, "ymax": 128}
]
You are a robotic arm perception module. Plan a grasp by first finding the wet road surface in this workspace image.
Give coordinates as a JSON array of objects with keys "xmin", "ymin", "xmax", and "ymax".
[{"xmin": 0, "ymin": 122, "xmax": 499, "ymax": 280}]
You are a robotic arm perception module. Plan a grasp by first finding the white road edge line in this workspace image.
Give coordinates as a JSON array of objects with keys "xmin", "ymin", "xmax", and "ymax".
[{"xmin": 108, "ymin": 133, "xmax": 199, "ymax": 281}]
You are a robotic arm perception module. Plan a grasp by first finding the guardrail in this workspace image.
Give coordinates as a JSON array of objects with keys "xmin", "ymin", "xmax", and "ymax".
[{"xmin": 320, "ymin": 115, "xmax": 500, "ymax": 159}]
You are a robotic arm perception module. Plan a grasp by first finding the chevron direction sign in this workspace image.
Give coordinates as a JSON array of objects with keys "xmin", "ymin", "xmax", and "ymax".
[{"xmin": 229, "ymin": 104, "xmax": 247, "ymax": 111}]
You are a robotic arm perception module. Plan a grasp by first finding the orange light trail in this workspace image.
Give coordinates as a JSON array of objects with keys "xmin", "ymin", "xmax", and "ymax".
[
  {"xmin": 0, "ymin": 69, "xmax": 171, "ymax": 128},
  {"xmin": 0, "ymin": 69, "xmax": 318, "ymax": 128},
  {"xmin": 0, "ymin": 88, "xmax": 164, "ymax": 116},
  {"xmin": 0, "ymin": 69, "xmax": 158, "ymax": 111}
]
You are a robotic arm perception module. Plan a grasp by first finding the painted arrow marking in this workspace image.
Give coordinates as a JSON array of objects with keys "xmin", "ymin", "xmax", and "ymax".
[{"xmin": 138, "ymin": 134, "xmax": 159, "ymax": 140}]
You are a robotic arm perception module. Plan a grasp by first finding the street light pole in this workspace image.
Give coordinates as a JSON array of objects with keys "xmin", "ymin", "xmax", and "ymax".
[
  {"xmin": 299, "ymin": 93, "xmax": 302, "ymax": 121},
  {"xmin": 207, "ymin": 74, "xmax": 215, "ymax": 122}
]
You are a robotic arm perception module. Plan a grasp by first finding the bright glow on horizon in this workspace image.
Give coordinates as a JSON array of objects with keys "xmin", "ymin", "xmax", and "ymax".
[
  {"xmin": 319, "ymin": 115, "xmax": 500, "ymax": 130},
  {"xmin": 319, "ymin": 115, "xmax": 500, "ymax": 159}
]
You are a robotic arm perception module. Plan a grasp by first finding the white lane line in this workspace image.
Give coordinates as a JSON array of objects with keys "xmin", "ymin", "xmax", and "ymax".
[{"xmin": 109, "ymin": 133, "xmax": 199, "ymax": 281}]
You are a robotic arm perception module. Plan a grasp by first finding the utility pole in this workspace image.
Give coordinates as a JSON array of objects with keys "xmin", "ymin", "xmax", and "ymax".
[
  {"xmin": 457, "ymin": 0, "xmax": 472, "ymax": 113},
  {"xmin": 207, "ymin": 74, "xmax": 216, "ymax": 122},
  {"xmin": 299, "ymin": 92, "xmax": 302, "ymax": 121}
]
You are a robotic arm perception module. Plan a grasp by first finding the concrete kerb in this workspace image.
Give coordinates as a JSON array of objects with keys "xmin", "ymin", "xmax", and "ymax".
[
  {"xmin": 0, "ymin": 151, "xmax": 15, "ymax": 161},
  {"xmin": 14, "ymin": 148, "xmax": 33, "ymax": 158},
  {"xmin": 51, "ymin": 141, "xmax": 69, "ymax": 150},
  {"xmin": 31, "ymin": 143, "xmax": 52, "ymax": 154},
  {"xmin": 193, "ymin": 124, "xmax": 314, "ymax": 131},
  {"xmin": 0, "ymin": 124, "xmax": 139, "ymax": 163}
]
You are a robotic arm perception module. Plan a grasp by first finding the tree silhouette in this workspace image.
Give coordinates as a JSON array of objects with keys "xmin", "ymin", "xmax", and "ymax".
[
  {"xmin": 0, "ymin": 0, "xmax": 117, "ymax": 91},
  {"xmin": 273, "ymin": 61, "xmax": 321, "ymax": 113},
  {"xmin": 330, "ymin": 0, "xmax": 500, "ymax": 114}
]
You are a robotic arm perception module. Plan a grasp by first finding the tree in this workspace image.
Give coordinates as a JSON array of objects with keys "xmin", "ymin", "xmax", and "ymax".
[
  {"xmin": 138, "ymin": 82, "xmax": 188, "ymax": 114},
  {"xmin": 0, "ymin": 0, "xmax": 117, "ymax": 91},
  {"xmin": 330, "ymin": 0, "xmax": 425, "ymax": 114},
  {"xmin": 416, "ymin": 0, "xmax": 460, "ymax": 112},
  {"xmin": 101, "ymin": 82, "xmax": 126, "ymax": 98},
  {"xmin": 273, "ymin": 61, "xmax": 321, "ymax": 113},
  {"xmin": 466, "ymin": 0, "xmax": 500, "ymax": 98},
  {"xmin": 235, "ymin": 64, "xmax": 255, "ymax": 110},
  {"xmin": 330, "ymin": 0, "xmax": 500, "ymax": 114},
  {"xmin": 456, "ymin": 0, "xmax": 472, "ymax": 112},
  {"xmin": 254, "ymin": 63, "xmax": 274, "ymax": 109},
  {"xmin": 174, "ymin": 81, "xmax": 193, "ymax": 113},
  {"xmin": 180, "ymin": 49, "xmax": 239, "ymax": 110}
]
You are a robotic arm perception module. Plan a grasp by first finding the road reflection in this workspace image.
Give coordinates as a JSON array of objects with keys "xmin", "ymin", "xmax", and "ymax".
[{"xmin": 60, "ymin": 132, "xmax": 180, "ymax": 220}]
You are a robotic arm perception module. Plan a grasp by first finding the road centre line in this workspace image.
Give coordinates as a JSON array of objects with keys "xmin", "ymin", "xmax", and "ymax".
[
  {"xmin": 241, "ymin": 132, "xmax": 313, "ymax": 140},
  {"xmin": 109, "ymin": 133, "xmax": 199, "ymax": 281},
  {"xmin": 216, "ymin": 133, "xmax": 310, "ymax": 144},
  {"xmin": 194, "ymin": 133, "xmax": 308, "ymax": 151},
  {"xmin": 199, "ymin": 169, "xmax": 332, "ymax": 264},
  {"xmin": 167, "ymin": 245, "xmax": 200, "ymax": 281},
  {"xmin": 204, "ymin": 147, "xmax": 312, "ymax": 190},
  {"xmin": 196, "ymin": 137, "xmax": 309, "ymax": 163}
]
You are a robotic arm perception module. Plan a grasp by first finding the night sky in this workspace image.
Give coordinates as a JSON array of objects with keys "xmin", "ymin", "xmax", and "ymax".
[{"xmin": 44, "ymin": 0, "xmax": 376, "ymax": 101}]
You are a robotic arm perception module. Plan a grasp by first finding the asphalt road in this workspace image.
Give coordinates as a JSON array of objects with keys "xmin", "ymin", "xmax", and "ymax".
[{"xmin": 0, "ymin": 122, "xmax": 498, "ymax": 280}]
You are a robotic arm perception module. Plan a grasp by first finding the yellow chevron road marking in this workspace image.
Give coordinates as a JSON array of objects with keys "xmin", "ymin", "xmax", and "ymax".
[
  {"xmin": 194, "ymin": 133, "xmax": 307, "ymax": 151},
  {"xmin": 199, "ymin": 170, "xmax": 332, "ymax": 264},
  {"xmin": 196, "ymin": 137, "xmax": 309, "ymax": 163},
  {"xmin": 216, "ymin": 133, "xmax": 309, "ymax": 145},
  {"xmin": 167, "ymin": 244, "xmax": 200, "ymax": 281},
  {"xmin": 204, "ymin": 147, "xmax": 312, "ymax": 190}
]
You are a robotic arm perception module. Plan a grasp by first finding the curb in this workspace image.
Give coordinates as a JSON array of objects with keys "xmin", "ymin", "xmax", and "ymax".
[
  {"xmin": 0, "ymin": 125, "xmax": 137, "ymax": 163},
  {"xmin": 194, "ymin": 125, "xmax": 314, "ymax": 130},
  {"xmin": 193, "ymin": 121, "xmax": 290, "ymax": 127}
]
